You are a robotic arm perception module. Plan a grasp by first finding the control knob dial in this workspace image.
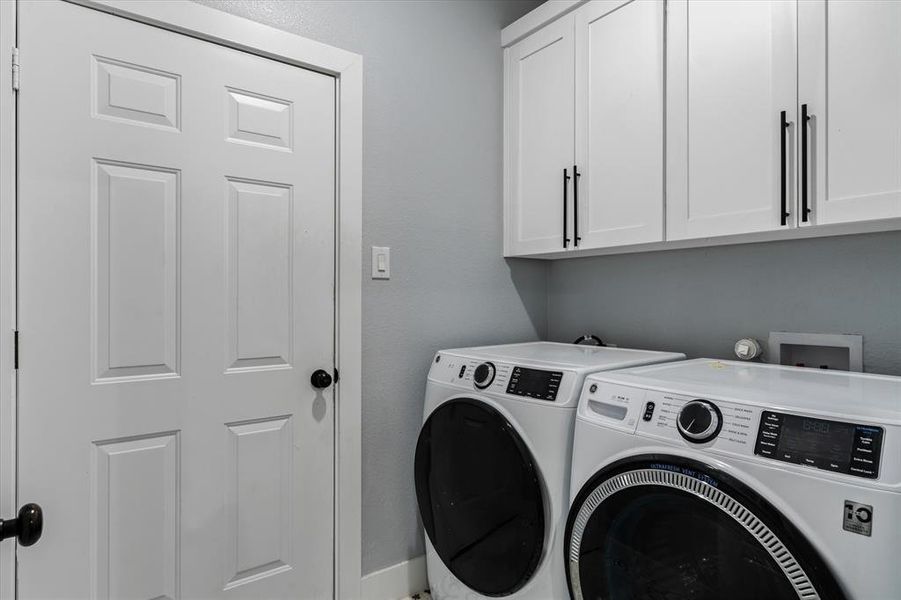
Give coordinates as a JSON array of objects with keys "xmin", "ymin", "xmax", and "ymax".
[
  {"xmin": 473, "ymin": 362, "xmax": 496, "ymax": 389},
  {"xmin": 677, "ymin": 399, "xmax": 723, "ymax": 444}
]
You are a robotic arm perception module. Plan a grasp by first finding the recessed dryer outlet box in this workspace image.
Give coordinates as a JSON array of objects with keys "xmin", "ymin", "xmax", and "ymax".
[{"xmin": 768, "ymin": 332, "xmax": 862, "ymax": 372}]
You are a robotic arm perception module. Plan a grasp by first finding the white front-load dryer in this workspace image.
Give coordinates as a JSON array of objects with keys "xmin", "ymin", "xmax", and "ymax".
[
  {"xmin": 565, "ymin": 359, "xmax": 901, "ymax": 600},
  {"xmin": 414, "ymin": 342, "xmax": 685, "ymax": 599}
]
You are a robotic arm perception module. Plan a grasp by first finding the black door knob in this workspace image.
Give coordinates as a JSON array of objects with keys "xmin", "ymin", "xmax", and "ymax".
[
  {"xmin": 0, "ymin": 503, "xmax": 43, "ymax": 547},
  {"xmin": 310, "ymin": 369, "xmax": 333, "ymax": 389}
]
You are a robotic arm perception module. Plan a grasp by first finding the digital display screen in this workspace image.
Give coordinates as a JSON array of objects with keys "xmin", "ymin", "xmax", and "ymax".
[
  {"xmin": 755, "ymin": 411, "xmax": 883, "ymax": 479},
  {"xmin": 506, "ymin": 367, "xmax": 562, "ymax": 401},
  {"xmin": 777, "ymin": 415, "xmax": 855, "ymax": 471}
]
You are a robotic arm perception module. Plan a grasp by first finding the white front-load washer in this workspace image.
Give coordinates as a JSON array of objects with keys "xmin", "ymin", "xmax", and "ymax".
[
  {"xmin": 565, "ymin": 359, "xmax": 901, "ymax": 600},
  {"xmin": 414, "ymin": 342, "xmax": 685, "ymax": 599}
]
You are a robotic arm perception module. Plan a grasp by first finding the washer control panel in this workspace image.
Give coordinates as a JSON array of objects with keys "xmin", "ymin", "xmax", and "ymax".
[
  {"xmin": 579, "ymin": 379, "xmax": 897, "ymax": 485},
  {"xmin": 636, "ymin": 392, "xmax": 755, "ymax": 451},
  {"xmin": 580, "ymin": 384, "xmax": 755, "ymax": 450},
  {"xmin": 754, "ymin": 411, "xmax": 884, "ymax": 479},
  {"xmin": 677, "ymin": 400, "xmax": 723, "ymax": 444}
]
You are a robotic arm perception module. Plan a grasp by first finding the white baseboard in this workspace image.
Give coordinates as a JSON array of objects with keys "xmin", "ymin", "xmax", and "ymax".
[{"xmin": 360, "ymin": 555, "xmax": 428, "ymax": 600}]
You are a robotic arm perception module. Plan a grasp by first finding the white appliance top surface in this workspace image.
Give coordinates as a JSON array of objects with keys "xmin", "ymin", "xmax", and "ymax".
[
  {"xmin": 589, "ymin": 359, "xmax": 901, "ymax": 423},
  {"xmin": 443, "ymin": 341, "xmax": 685, "ymax": 373}
]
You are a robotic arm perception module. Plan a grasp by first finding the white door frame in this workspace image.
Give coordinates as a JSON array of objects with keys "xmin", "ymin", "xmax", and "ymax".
[{"xmin": 0, "ymin": 1, "xmax": 363, "ymax": 598}]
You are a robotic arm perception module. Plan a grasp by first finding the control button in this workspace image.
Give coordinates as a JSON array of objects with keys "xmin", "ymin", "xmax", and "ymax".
[
  {"xmin": 458, "ymin": 365, "xmax": 467, "ymax": 378},
  {"xmin": 642, "ymin": 401, "xmax": 656, "ymax": 422},
  {"xmin": 849, "ymin": 466, "xmax": 877, "ymax": 478},
  {"xmin": 473, "ymin": 362, "xmax": 496, "ymax": 389},
  {"xmin": 589, "ymin": 384, "xmax": 598, "ymax": 394},
  {"xmin": 677, "ymin": 400, "xmax": 723, "ymax": 444}
]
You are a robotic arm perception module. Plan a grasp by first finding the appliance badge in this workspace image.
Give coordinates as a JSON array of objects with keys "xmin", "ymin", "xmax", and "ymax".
[{"xmin": 843, "ymin": 500, "xmax": 873, "ymax": 537}]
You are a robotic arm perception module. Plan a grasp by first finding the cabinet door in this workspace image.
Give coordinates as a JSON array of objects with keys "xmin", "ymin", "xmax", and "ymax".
[
  {"xmin": 505, "ymin": 14, "xmax": 575, "ymax": 256},
  {"xmin": 667, "ymin": 0, "xmax": 797, "ymax": 240},
  {"xmin": 574, "ymin": 0, "xmax": 664, "ymax": 249},
  {"xmin": 800, "ymin": 0, "xmax": 901, "ymax": 225}
]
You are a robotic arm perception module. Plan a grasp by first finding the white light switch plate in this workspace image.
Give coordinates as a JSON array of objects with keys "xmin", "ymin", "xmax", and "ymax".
[{"xmin": 371, "ymin": 246, "xmax": 390, "ymax": 279}]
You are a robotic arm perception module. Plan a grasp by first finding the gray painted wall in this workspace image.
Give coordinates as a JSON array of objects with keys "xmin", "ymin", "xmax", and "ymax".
[
  {"xmin": 548, "ymin": 231, "xmax": 901, "ymax": 376},
  {"xmin": 195, "ymin": 0, "xmax": 547, "ymax": 575}
]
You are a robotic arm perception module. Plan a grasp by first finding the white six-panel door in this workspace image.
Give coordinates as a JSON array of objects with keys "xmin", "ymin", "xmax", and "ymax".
[
  {"xmin": 505, "ymin": 13, "xmax": 575, "ymax": 256},
  {"xmin": 667, "ymin": 0, "xmax": 798, "ymax": 240},
  {"xmin": 799, "ymin": 0, "xmax": 901, "ymax": 226},
  {"xmin": 17, "ymin": 2, "xmax": 335, "ymax": 598},
  {"xmin": 574, "ymin": 0, "xmax": 664, "ymax": 249}
]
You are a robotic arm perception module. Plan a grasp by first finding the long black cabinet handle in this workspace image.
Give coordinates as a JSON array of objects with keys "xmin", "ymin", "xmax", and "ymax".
[
  {"xmin": 573, "ymin": 165, "xmax": 581, "ymax": 246},
  {"xmin": 563, "ymin": 168, "xmax": 571, "ymax": 248},
  {"xmin": 801, "ymin": 103, "xmax": 811, "ymax": 222},
  {"xmin": 780, "ymin": 110, "xmax": 790, "ymax": 226}
]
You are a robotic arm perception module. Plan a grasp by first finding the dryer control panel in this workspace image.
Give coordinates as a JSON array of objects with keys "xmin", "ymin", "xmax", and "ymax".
[
  {"xmin": 428, "ymin": 352, "xmax": 579, "ymax": 406},
  {"xmin": 506, "ymin": 366, "xmax": 563, "ymax": 401}
]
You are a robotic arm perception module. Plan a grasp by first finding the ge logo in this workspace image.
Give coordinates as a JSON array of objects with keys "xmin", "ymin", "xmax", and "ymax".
[{"xmin": 843, "ymin": 500, "xmax": 874, "ymax": 536}]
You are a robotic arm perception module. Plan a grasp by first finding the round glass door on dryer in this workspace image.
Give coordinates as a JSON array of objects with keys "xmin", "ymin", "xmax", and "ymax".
[
  {"xmin": 415, "ymin": 398, "xmax": 545, "ymax": 597},
  {"xmin": 564, "ymin": 456, "xmax": 847, "ymax": 600}
]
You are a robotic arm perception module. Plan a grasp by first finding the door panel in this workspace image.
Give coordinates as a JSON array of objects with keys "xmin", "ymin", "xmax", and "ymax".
[
  {"xmin": 667, "ymin": 0, "xmax": 797, "ymax": 240},
  {"xmin": 226, "ymin": 178, "xmax": 294, "ymax": 371},
  {"xmin": 17, "ymin": 2, "xmax": 335, "ymax": 598},
  {"xmin": 94, "ymin": 159, "xmax": 180, "ymax": 380},
  {"xmin": 505, "ymin": 14, "xmax": 575, "ymax": 256},
  {"xmin": 224, "ymin": 416, "xmax": 294, "ymax": 589},
  {"xmin": 93, "ymin": 433, "xmax": 180, "ymax": 600},
  {"xmin": 800, "ymin": 0, "xmax": 901, "ymax": 225},
  {"xmin": 575, "ymin": 0, "xmax": 664, "ymax": 249}
]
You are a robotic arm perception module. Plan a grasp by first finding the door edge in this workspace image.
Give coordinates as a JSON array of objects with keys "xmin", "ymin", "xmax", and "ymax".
[{"xmin": 0, "ymin": 1, "xmax": 18, "ymax": 598}]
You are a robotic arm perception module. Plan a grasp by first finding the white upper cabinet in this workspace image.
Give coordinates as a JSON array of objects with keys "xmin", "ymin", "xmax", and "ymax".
[
  {"xmin": 502, "ymin": 0, "xmax": 901, "ymax": 258},
  {"xmin": 799, "ymin": 0, "xmax": 901, "ymax": 226},
  {"xmin": 574, "ymin": 0, "xmax": 664, "ymax": 249},
  {"xmin": 504, "ymin": 14, "xmax": 575, "ymax": 256},
  {"xmin": 666, "ymin": 0, "xmax": 798, "ymax": 240}
]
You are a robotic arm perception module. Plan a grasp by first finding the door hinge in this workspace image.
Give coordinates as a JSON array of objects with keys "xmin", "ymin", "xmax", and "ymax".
[
  {"xmin": 13, "ymin": 330, "xmax": 18, "ymax": 370},
  {"xmin": 11, "ymin": 47, "xmax": 19, "ymax": 92}
]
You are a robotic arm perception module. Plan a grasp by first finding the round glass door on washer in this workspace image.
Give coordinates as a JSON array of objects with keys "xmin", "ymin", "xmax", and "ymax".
[{"xmin": 565, "ymin": 456, "xmax": 846, "ymax": 600}]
